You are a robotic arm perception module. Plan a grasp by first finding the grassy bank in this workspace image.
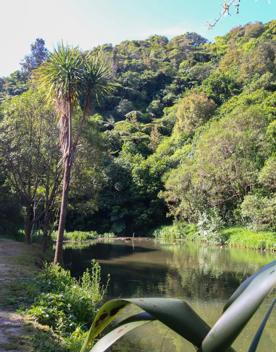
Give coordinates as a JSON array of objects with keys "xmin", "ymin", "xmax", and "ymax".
[
  {"xmin": 52, "ymin": 230, "xmax": 115, "ymax": 242},
  {"xmin": 25, "ymin": 261, "xmax": 108, "ymax": 352},
  {"xmin": 153, "ymin": 223, "xmax": 276, "ymax": 251},
  {"xmin": 0, "ymin": 239, "xmax": 66, "ymax": 352},
  {"xmin": 1, "ymin": 229, "xmax": 115, "ymax": 245},
  {"xmin": 222, "ymin": 227, "xmax": 276, "ymax": 250},
  {"xmin": 0, "ymin": 238, "xmax": 108, "ymax": 352}
]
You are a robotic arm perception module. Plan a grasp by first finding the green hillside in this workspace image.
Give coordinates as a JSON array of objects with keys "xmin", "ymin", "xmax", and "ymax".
[{"xmin": 0, "ymin": 20, "xmax": 275, "ymax": 238}]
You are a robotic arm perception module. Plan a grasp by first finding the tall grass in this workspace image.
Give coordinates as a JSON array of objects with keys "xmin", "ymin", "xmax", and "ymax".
[
  {"xmin": 153, "ymin": 222, "xmax": 276, "ymax": 251},
  {"xmin": 51, "ymin": 230, "xmax": 115, "ymax": 242},
  {"xmin": 222, "ymin": 227, "xmax": 276, "ymax": 251},
  {"xmin": 153, "ymin": 222, "xmax": 198, "ymax": 242}
]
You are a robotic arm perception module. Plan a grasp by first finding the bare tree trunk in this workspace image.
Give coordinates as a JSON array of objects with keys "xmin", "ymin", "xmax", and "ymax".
[
  {"xmin": 54, "ymin": 157, "xmax": 71, "ymax": 264},
  {"xmin": 42, "ymin": 210, "xmax": 50, "ymax": 252},
  {"xmin": 24, "ymin": 205, "xmax": 33, "ymax": 244},
  {"xmin": 54, "ymin": 102, "xmax": 73, "ymax": 265}
]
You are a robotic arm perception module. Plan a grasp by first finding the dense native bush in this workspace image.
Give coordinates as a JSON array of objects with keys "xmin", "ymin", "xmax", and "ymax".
[
  {"xmin": 241, "ymin": 194, "xmax": 276, "ymax": 231},
  {"xmin": 163, "ymin": 105, "xmax": 271, "ymax": 223},
  {"xmin": 0, "ymin": 21, "xmax": 275, "ymax": 238},
  {"xmin": 258, "ymin": 155, "xmax": 276, "ymax": 191},
  {"xmin": 174, "ymin": 92, "xmax": 216, "ymax": 134}
]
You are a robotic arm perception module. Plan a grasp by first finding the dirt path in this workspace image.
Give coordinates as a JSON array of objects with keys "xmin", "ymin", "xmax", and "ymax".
[
  {"xmin": 0, "ymin": 311, "xmax": 26, "ymax": 352},
  {"xmin": 0, "ymin": 239, "xmax": 40, "ymax": 352}
]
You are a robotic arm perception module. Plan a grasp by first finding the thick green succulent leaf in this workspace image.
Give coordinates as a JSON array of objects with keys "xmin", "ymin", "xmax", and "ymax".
[
  {"xmin": 201, "ymin": 261, "xmax": 276, "ymax": 352},
  {"xmin": 81, "ymin": 298, "xmax": 210, "ymax": 352},
  {"xmin": 223, "ymin": 260, "xmax": 276, "ymax": 312},
  {"xmin": 248, "ymin": 298, "xmax": 276, "ymax": 352},
  {"xmin": 80, "ymin": 299, "xmax": 128, "ymax": 352},
  {"xmin": 127, "ymin": 298, "xmax": 210, "ymax": 347},
  {"xmin": 90, "ymin": 313, "xmax": 154, "ymax": 352},
  {"xmin": 115, "ymin": 311, "xmax": 154, "ymax": 326}
]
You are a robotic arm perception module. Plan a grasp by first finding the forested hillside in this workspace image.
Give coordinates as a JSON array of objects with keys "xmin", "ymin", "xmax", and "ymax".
[{"xmin": 0, "ymin": 20, "xmax": 275, "ymax": 237}]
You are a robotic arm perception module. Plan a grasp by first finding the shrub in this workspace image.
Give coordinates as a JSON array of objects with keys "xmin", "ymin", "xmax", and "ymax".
[
  {"xmin": 174, "ymin": 92, "xmax": 216, "ymax": 134},
  {"xmin": 259, "ymin": 156, "xmax": 276, "ymax": 191},
  {"xmin": 241, "ymin": 194, "xmax": 276, "ymax": 231},
  {"xmin": 153, "ymin": 222, "xmax": 197, "ymax": 242},
  {"xmin": 28, "ymin": 261, "xmax": 108, "ymax": 337},
  {"xmin": 197, "ymin": 209, "xmax": 225, "ymax": 244}
]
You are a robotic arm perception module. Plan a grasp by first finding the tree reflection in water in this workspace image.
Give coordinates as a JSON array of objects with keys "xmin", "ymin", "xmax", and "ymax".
[{"xmin": 64, "ymin": 240, "xmax": 276, "ymax": 352}]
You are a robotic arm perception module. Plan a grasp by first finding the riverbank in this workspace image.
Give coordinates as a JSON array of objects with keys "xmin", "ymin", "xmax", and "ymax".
[
  {"xmin": 1, "ymin": 233, "xmax": 275, "ymax": 352},
  {"xmin": 0, "ymin": 237, "xmax": 109, "ymax": 352},
  {"xmin": 0, "ymin": 239, "xmax": 65, "ymax": 352},
  {"xmin": 153, "ymin": 223, "xmax": 276, "ymax": 251},
  {"xmin": 53, "ymin": 225, "xmax": 276, "ymax": 251}
]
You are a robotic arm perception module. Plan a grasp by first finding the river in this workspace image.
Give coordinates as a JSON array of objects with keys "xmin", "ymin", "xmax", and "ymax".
[{"xmin": 64, "ymin": 239, "xmax": 276, "ymax": 352}]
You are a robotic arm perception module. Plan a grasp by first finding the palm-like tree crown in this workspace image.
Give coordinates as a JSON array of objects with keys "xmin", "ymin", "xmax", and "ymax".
[
  {"xmin": 34, "ymin": 45, "xmax": 115, "ymax": 116},
  {"xmin": 80, "ymin": 51, "xmax": 115, "ymax": 115},
  {"xmin": 34, "ymin": 44, "xmax": 82, "ymax": 112}
]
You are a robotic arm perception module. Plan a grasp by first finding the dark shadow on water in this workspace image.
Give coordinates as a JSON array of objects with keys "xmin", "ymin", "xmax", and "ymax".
[
  {"xmin": 64, "ymin": 241, "xmax": 245, "ymax": 300},
  {"xmin": 64, "ymin": 241, "xmax": 157, "ymax": 274}
]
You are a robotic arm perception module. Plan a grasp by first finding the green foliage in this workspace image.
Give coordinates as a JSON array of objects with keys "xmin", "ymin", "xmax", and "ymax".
[
  {"xmin": 0, "ymin": 70, "xmax": 27, "ymax": 101},
  {"xmin": 239, "ymin": 41, "xmax": 275, "ymax": 82},
  {"xmin": 52, "ymin": 231, "xmax": 115, "ymax": 241},
  {"xmin": 197, "ymin": 209, "xmax": 224, "ymax": 244},
  {"xmin": 0, "ymin": 20, "xmax": 275, "ymax": 240},
  {"xmin": 163, "ymin": 104, "xmax": 271, "ymax": 224},
  {"xmin": 154, "ymin": 222, "xmax": 276, "ymax": 251},
  {"xmin": 29, "ymin": 328, "xmax": 67, "ymax": 352},
  {"xmin": 34, "ymin": 44, "xmax": 83, "ymax": 104},
  {"xmin": 222, "ymin": 227, "xmax": 276, "ymax": 250},
  {"xmin": 0, "ymin": 172, "xmax": 22, "ymax": 236},
  {"xmin": 241, "ymin": 194, "xmax": 276, "ymax": 231},
  {"xmin": 174, "ymin": 92, "xmax": 216, "ymax": 135},
  {"xmin": 153, "ymin": 222, "xmax": 197, "ymax": 242},
  {"xmin": 0, "ymin": 89, "xmax": 61, "ymax": 241},
  {"xmin": 28, "ymin": 261, "xmax": 108, "ymax": 345},
  {"xmin": 202, "ymin": 72, "xmax": 241, "ymax": 105},
  {"xmin": 259, "ymin": 155, "xmax": 276, "ymax": 191}
]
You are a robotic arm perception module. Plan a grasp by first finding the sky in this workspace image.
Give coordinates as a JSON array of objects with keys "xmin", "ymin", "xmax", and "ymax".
[{"xmin": 0, "ymin": 0, "xmax": 275, "ymax": 77}]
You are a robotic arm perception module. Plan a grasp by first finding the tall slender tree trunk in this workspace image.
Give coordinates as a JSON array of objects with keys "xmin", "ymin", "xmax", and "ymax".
[
  {"xmin": 24, "ymin": 204, "xmax": 33, "ymax": 244},
  {"xmin": 54, "ymin": 103, "xmax": 73, "ymax": 264},
  {"xmin": 54, "ymin": 156, "xmax": 72, "ymax": 264}
]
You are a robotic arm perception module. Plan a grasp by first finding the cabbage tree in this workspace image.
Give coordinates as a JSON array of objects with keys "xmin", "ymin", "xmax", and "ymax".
[{"xmin": 35, "ymin": 45, "xmax": 114, "ymax": 264}]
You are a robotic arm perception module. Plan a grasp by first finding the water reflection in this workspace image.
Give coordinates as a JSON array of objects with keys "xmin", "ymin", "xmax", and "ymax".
[{"xmin": 64, "ymin": 239, "xmax": 276, "ymax": 351}]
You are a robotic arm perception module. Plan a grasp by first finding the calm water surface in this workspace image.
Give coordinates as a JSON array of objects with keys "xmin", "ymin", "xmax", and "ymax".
[{"xmin": 64, "ymin": 239, "xmax": 276, "ymax": 352}]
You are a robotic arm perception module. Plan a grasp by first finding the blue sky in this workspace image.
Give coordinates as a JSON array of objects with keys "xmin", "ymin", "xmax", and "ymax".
[{"xmin": 1, "ymin": 0, "xmax": 275, "ymax": 76}]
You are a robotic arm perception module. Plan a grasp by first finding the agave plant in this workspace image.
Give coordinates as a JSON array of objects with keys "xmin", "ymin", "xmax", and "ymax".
[{"xmin": 81, "ymin": 260, "xmax": 276, "ymax": 352}]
